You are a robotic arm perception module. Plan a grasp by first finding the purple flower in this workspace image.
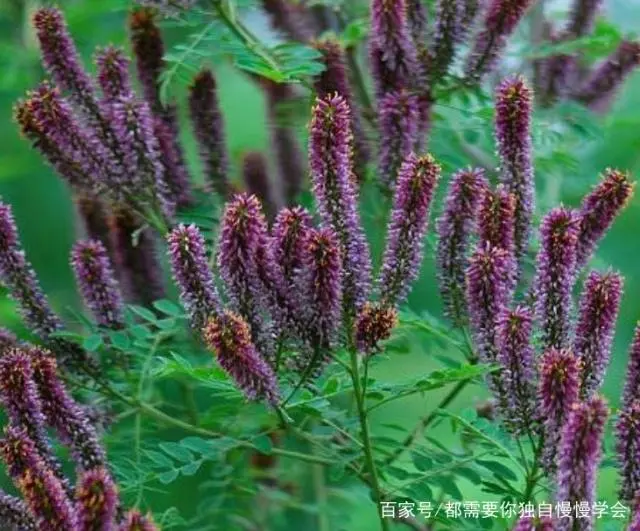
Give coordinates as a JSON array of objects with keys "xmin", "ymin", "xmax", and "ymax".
[
  {"xmin": 495, "ymin": 75, "xmax": 535, "ymax": 265},
  {"xmin": 167, "ymin": 224, "xmax": 220, "ymax": 331},
  {"xmin": 497, "ymin": 306, "xmax": 537, "ymax": 434},
  {"xmin": 0, "ymin": 200, "xmax": 62, "ymax": 338},
  {"xmin": 189, "ymin": 70, "xmax": 229, "ymax": 198},
  {"xmin": 242, "ymin": 152, "xmax": 278, "ymax": 220},
  {"xmin": 622, "ymin": 324, "xmax": 640, "ymax": 412},
  {"xmin": 377, "ymin": 90, "xmax": 420, "ymax": 190},
  {"xmin": 566, "ymin": 0, "xmax": 603, "ymax": 38},
  {"xmin": 538, "ymin": 348, "xmax": 581, "ymax": 472},
  {"xmin": 153, "ymin": 116, "xmax": 193, "ymax": 208},
  {"xmin": 108, "ymin": 94, "xmax": 175, "ymax": 220},
  {"xmin": 95, "ymin": 46, "xmax": 131, "ymax": 102},
  {"xmin": 0, "ymin": 349, "xmax": 68, "ymax": 490},
  {"xmin": 0, "ymin": 328, "xmax": 17, "ymax": 352},
  {"xmin": 203, "ymin": 311, "xmax": 280, "ymax": 405},
  {"xmin": 630, "ymin": 507, "xmax": 640, "ymax": 531},
  {"xmin": 574, "ymin": 41, "xmax": 640, "ymax": 110},
  {"xmin": 261, "ymin": 0, "xmax": 315, "ymax": 42},
  {"xmin": 354, "ymin": 303, "xmax": 398, "ymax": 355},
  {"xmin": 271, "ymin": 206, "xmax": 313, "ymax": 288},
  {"xmin": 533, "ymin": 207, "xmax": 580, "ymax": 351},
  {"xmin": 465, "ymin": 244, "xmax": 512, "ymax": 402},
  {"xmin": 297, "ymin": 227, "xmax": 343, "ymax": 352},
  {"xmin": 32, "ymin": 7, "xmax": 97, "ymax": 116},
  {"xmin": 109, "ymin": 208, "xmax": 165, "ymax": 306},
  {"xmin": 575, "ymin": 169, "xmax": 635, "ymax": 269},
  {"xmin": 309, "ymin": 94, "xmax": 372, "ymax": 313},
  {"xmin": 431, "ymin": 0, "xmax": 464, "ymax": 78},
  {"xmin": 21, "ymin": 83, "xmax": 113, "ymax": 193},
  {"xmin": 118, "ymin": 510, "xmax": 158, "ymax": 531},
  {"xmin": 76, "ymin": 467, "xmax": 119, "ymax": 531},
  {"xmin": 0, "ymin": 490, "xmax": 37, "ymax": 531},
  {"xmin": 574, "ymin": 270, "xmax": 623, "ymax": 397},
  {"xmin": 71, "ymin": 239, "xmax": 125, "ymax": 329},
  {"xmin": 407, "ymin": 0, "xmax": 428, "ymax": 41},
  {"xmin": 368, "ymin": 0, "xmax": 419, "ymax": 98},
  {"xmin": 436, "ymin": 168, "xmax": 487, "ymax": 325},
  {"xmin": 74, "ymin": 193, "xmax": 114, "ymax": 256},
  {"xmin": 261, "ymin": 80, "xmax": 306, "ymax": 205},
  {"xmin": 313, "ymin": 38, "xmax": 370, "ymax": 178},
  {"xmin": 512, "ymin": 517, "xmax": 555, "ymax": 531},
  {"xmin": 477, "ymin": 184, "xmax": 516, "ymax": 252},
  {"xmin": 464, "ymin": 0, "xmax": 536, "ymax": 80},
  {"xmin": 616, "ymin": 400, "xmax": 640, "ymax": 502},
  {"xmin": 29, "ymin": 348, "xmax": 106, "ymax": 470},
  {"xmin": 379, "ymin": 153, "xmax": 440, "ymax": 308},
  {"xmin": 555, "ymin": 396, "xmax": 608, "ymax": 531},
  {"xmin": 460, "ymin": 0, "xmax": 484, "ymax": 36},
  {"xmin": 0, "ymin": 425, "xmax": 78, "ymax": 531}
]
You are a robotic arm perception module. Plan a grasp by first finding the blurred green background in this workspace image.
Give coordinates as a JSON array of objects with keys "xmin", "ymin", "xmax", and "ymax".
[{"xmin": 1, "ymin": 0, "xmax": 640, "ymax": 529}]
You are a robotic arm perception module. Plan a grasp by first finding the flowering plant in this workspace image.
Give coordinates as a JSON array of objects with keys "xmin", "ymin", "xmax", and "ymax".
[{"xmin": 1, "ymin": 1, "xmax": 640, "ymax": 530}]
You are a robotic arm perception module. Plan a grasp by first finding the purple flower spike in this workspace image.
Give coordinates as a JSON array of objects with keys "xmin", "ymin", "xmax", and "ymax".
[
  {"xmin": 574, "ymin": 270, "xmax": 623, "ymax": 397},
  {"xmin": 622, "ymin": 324, "xmax": 640, "ymax": 412},
  {"xmin": 465, "ymin": 244, "xmax": 512, "ymax": 404},
  {"xmin": 556, "ymin": 396, "xmax": 608, "ymax": 531},
  {"xmin": 298, "ymin": 227, "xmax": 343, "ymax": 351},
  {"xmin": 616, "ymin": 400, "xmax": 640, "ymax": 502},
  {"xmin": 477, "ymin": 184, "xmax": 516, "ymax": 252},
  {"xmin": 261, "ymin": 0, "xmax": 315, "ymax": 42},
  {"xmin": 464, "ymin": 0, "xmax": 536, "ymax": 80},
  {"xmin": 630, "ymin": 508, "xmax": 640, "ymax": 531},
  {"xmin": 309, "ymin": 94, "xmax": 372, "ymax": 313},
  {"xmin": 109, "ymin": 95, "xmax": 175, "ymax": 220},
  {"xmin": 0, "ymin": 328, "xmax": 17, "ymax": 352},
  {"xmin": 0, "ymin": 200, "xmax": 62, "ymax": 338},
  {"xmin": 314, "ymin": 38, "xmax": 370, "ymax": 178},
  {"xmin": 368, "ymin": 0, "xmax": 419, "ymax": 98},
  {"xmin": 378, "ymin": 90, "xmax": 420, "ymax": 190},
  {"xmin": 167, "ymin": 224, "xmax": 220, "ymax": 331},
  {"xmin": 354, "ymin": 303, "xmax": 399, "ymax": 356},
  {"xmin": 71, "ymin": 239, "xmax": 125, "ymax": 330},
  {"xmin": 566, "ymin": 0, "xmax": 603, "ymax": 38},
  {"xmin": 407, "ymin": 0, "xmax": 428, "ymax": 40},
  {"xmin": 32, "ymin": 7, "xmax": 96, "ymax": 115},
  {"xmin": 95, "ymin": 46, "xmax": 131, "ymax": 102},
  {"xmin": 109, "ymin": 208, "xmax": 165, "ymax": 306},
  {"xmin": 153, "ymin": 116, "xmax": 193, "ymax": 208},
  {"xmin": 0, "ymin": 425, "xmax": 78, "ymax": 531},
  {"xmin": 436, "ymin": 168, "xmax": 487, "ymax": 325},
  {"xmin": 203, "ymin": 311, "xmax": 280, "ymax": 405},
  {"xmin": 29, "ymin": 348, "xmax": 106, "ymax": 471},
  {"xmin": 74, "ymin": 192, "xmax": 114, "ymax": 254},
  {"xmin": 574, "ymin": 41, "xmax": 640, "ymax": 110},
  {"xmin": 0, "ymin": 349, "xmax": 68, "ymax": 490},
  {"xmin": 0, "ymin": 490, "xmax": 37, "ymax": 531},
  {"xmin": 497, "ymin": 306, "xmax": 537, "ymax": 434},
  {"xmin": 76, "ymin": 467, "xmax": 118, "ymax": 531},
  {"xmin": 189, "ymin": 70, "xmax": 229, "ymax": 198},
  {"xmin": 495, "ymin": 75, "xmax": 535, "ymax": 265},
  {"xmin": 380, "ymin": 154, "xmax": 441, "ymax": 307},
  {"xmin": 271, "ymin": 206, "xmax": 314, "ymax": 288},
  {"xmin": 538, "ymin": 348, "xmax": 581, "ymax": 472},
  {"xmin": 118, "ymin": 510, "xmax": 158, "ymax": 531},
  {"xmin": 242, "ymin": 152, "xmax": 278, "ymax": 220},
  {"xmin": 431, "ymin": 0, "xmax": 464, "ymax": 78},
  {"xmin": 512, "ymin": 517, "xmax": 555, "ymax": 531},
  {"xmin": 575, "ymin": 169, "xmax": 635, "ymax": 269},
  {"xmin": 533, "ymin": 207, "xmax": 580, "ymax": 351}
]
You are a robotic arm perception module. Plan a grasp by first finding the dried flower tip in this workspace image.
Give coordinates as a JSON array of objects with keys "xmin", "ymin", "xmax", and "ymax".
[
  {"xmin": 203, "ymin": 311, "xmax": 280, "ymax": 404},
  {"xmin": 354, "ymin": 303, "xmax": 398, "ymax": 355}
]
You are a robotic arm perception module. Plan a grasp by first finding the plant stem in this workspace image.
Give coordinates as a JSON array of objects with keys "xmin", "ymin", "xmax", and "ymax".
[
  {"xmin": 312, "ymin": 462, "xmax": 330, "ymax": 531},
  {"xmin": 349, "ymin": 349, "xmax": 389, "ymax": 531}
]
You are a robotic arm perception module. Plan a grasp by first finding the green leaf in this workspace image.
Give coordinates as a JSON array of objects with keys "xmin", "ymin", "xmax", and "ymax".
[
  {"xmin": 128, "ymin": 305, "xmax": 158, "ymax": 323},
  {"xmin": 108, "ymin": 330, "xmax": 130, "ymax": 350},
  {"xmin": 159, "ymin": 442, "xmax": 194, "ymax": 464},
  {"xmin": 83, "ymin": 334, "xmax": 103, "ymax": 352},
  {"xmin": 153, "ymin": 300, "xmax": 184, "ymax": 317},
  {"xmin": 180, "ymin": 460, "xmax": 202, "ymax": 476},
  {"xmin": 157, "ymin": 469, "xmax": 179, "ymax": 485},
  {"xmin": 476, "ymin": 459, "xmax": 518, "ymax": 482},
  {"xmin": 144, "ymin": 450, "xmax": 174, "ymax": 469},
  {"xmin": 252, "ymin": 434, "xmax": 273, "ymax": 455}
]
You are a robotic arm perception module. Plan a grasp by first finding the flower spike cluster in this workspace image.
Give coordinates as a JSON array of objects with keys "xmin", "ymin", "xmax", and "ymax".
[
  {"xmin": 379, "ymin": 153, "xmax": 440, "ymax": 308},
  {"xmin": 574, "ymin": 270, "xmax": 623, "ymax": 397},
  {"xmin": 75, "ymin": 467, "xmax": 119, "ymax": 530},
  {"xmin": 0, "ymin": 491, "xmax": 36, "ymax": 530},
  {"xmin": 436, "ymin": 168, "xmax": 487, "ymax": 325},
  {"xmin": 71, "ymin": 239, "xmax": 125, "ymax": 330},
  {"xmin": 309, "ymin": 93, "xmax": 372, "ymax": 314}
]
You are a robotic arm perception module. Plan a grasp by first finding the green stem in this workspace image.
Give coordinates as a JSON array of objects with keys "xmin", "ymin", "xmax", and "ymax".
[{"xmin": 349, "ymin": 349, "xmax": 389, "ymax": 531}]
